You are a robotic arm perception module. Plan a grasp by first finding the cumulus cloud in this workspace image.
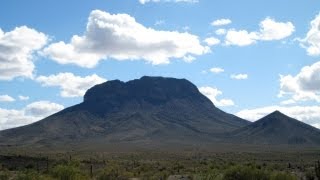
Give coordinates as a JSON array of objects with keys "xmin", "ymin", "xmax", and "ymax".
[
  {"xmin": 0, "ymin": 95, "xmax": 15, "ymax": 102},
  {"xmin": 199, "ymin": 86, "xmax": 234, "ymax": 107},
  {"xmin": 0, "ymin": 26, "xmax": 48, "ymax": 80},
  {"xmin": 300, "ymin": 13, "xmax": 320, "ymax": 56},
  {"xmin": 258, "ymin": 18, "xmax": 295, "ymax": 40},
  {"xmin": 24, "ymin": 101, "xmax": 64, "ymax": 117},
  {"xmin": 280, "ymin": 99, "xmax": 295, "ymax": 105},
  {"xmin": 210, "ymin": 67, "xmax": 224, "ymax": 74},
  {"xmin": 182, "ymin": 55, "xmax": 195, "ymax": 62},
  {"xmin": 225, "ymin": 18, "xmax": 294, "ymax": 46},
  {"xmin": 230, "ymin": 73, "xmax": 248, "ymax": 80},
  {"xmin": 236, "ymin": 105, "xmax": 320, "ymax": 128},
  {"xmin": 0, "ymin": 101, "xmax": 63, "ymax": 130},
  {"xmin": 225, "ymin": 30, "xmax": 258, "ymax": 46},
  {"xmin": 139, "ymin": 0, "xmax": 198, "ymax": 4},
  {"xmin": 36, "ymin": 72, "xmax": 106, "ymax": 98},
  {"xmin": 204, "ymin": 37, "xmax": 220, "ymax": 46},
  {"xmin": 215, "ymin": 29, "xmax": 226, "ymax": 35},
  {"xmin": 43, "ymin": 10, "xmax": 208, "ymax": 67},
  {"xmin": 18, "ymin": 95, "xmax": 29, "ymax": 101},
  {"xmin": 211, "ymin": 19, "xmax": 232, "ymax": 26},
  {"xmin": 279, "ymin": 61, "xmax": 320, "ymax": 102}
]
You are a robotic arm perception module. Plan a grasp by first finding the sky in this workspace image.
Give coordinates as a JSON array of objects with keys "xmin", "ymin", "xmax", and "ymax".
[{"xmin": 0, "ymin": 0, "xmax": 320, "ymax": 130}]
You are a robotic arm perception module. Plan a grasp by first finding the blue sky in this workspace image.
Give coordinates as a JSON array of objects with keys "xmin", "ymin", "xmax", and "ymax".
[{"xmin": 0, "ymin": 0, "xmax": 320, "ymax": 130}]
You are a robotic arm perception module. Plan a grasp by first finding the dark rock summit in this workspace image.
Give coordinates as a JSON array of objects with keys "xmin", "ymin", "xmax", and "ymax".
[{"xmin": 80, "ymin": 76, "xmax": 215, "ymax": 116}]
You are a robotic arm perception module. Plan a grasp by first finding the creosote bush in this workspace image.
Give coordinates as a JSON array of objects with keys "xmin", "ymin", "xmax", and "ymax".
[
  {"xmin": 51, "ymin": 161, "xmax": 87, "ymax": 180},
  {"xmin": 16, "ymin": 170, "xmax": 53, "ymax": 180},
  {"xmin": 222, "ymin": 165, "xmax": 297, "ymax": 180},
  {"xmin": 0, "ymin": 170, "xmax": 9, "ymax": 180},
  {"xmin": 223, "ymin": 165, "xmax": 269, "ymax": 180}
]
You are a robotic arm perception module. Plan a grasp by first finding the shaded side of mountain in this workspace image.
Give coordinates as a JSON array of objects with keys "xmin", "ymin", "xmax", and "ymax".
[
  {"xmin": 0, "ymin": 76, "xmax": 249, "ymax": 148},
  {"xmin": 229, "ymin": 111, "xmax": 320, "ymax": 145}
]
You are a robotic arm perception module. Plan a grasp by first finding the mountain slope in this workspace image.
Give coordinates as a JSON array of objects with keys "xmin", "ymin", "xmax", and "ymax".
[
  {"xmin": 0, "ymin": 76, "xmax": 249, "ymax": 148},
  {"xmin": 231, "ymin": 111, "xmax": 320, "ymax": 145}
]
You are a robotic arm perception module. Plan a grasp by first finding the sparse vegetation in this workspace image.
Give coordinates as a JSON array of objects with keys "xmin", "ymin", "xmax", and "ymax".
[
  {"xmin": 0, "ymin": 151, "xmax": 319, "ymax": 179},
  {"xmin": 0, "ymin": 169, "xmax": 9, "ymax": 180},
  {"xmin": 315, "ymin": 160, "xmax": 320, "ymax": 179},
  {"xmin": 51, "ymin": 162, "xmax": 88, "ymax": 180}
]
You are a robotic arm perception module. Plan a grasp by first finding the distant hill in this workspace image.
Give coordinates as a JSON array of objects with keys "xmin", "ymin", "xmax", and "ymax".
[
  {"xmin": 0, "ymin": 76, "xmax": 249, "ymax": 149},
  {"xmin": 230, "ymin": 111, "xmax": 320, "ymax": 145}
]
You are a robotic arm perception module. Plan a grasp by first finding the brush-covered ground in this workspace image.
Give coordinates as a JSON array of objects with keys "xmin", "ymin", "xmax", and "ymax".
[{"xmin": 1, "ymin": 149, "xmax": 320, "ymax": 180}]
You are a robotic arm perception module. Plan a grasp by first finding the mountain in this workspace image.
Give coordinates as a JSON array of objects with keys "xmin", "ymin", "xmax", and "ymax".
[
  {"xmin": 231, "ymin": 110, "xmax": 320, "ymax": 145},
  {"xmin": 0, "ymin": 76, "xmax": 249, "ymax": 149}
]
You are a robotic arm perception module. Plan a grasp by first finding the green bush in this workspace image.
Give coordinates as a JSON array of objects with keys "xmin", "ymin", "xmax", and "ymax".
[
  {"xmin": 305, "ymin": 168, "xmax": 316, "ymax": 180},
  {"xmin": 223, "ymin": 165, "xmax": 269, "ymax": 180},
  {"xmin": 51, "ymin": 163, "xmax": 87, "ymax": 180},
  {"xmin": 16, "ymin": 170, "xmax": 53, "ymax": 180},
  {"xmin": 97, "ymin": 170, "xmax": 120, "ymax": 180},
  {"xmin": 316, "ymin": 161, "xmax": 320, "ymax": 179},
  {"xmin": 222, "ymin": 165, "xmax": 297, "ymax": 180},
  {"xmin": 0, "ymin": 170, "xmax": 9, "ymax": 180},
  {"xmin": 97, "ymin": 164, "xmax": 129, "ymax": 180},
  {"xmin": 270, "ymin": 172, "xmax": 297, "ymax": 180}
]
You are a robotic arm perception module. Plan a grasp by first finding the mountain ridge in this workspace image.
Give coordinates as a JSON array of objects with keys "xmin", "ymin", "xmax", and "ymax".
[
  {"xmin": 0, "ymin": 76, "xmax": 249, "ymax": 148},
  {"xmin": 0, "ymin": 76, "xmax": 319, "ymax": 151}
]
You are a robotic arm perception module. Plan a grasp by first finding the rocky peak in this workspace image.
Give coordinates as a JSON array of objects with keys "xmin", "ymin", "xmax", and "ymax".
[{"xmin": 83, "ymin": 76, "xmax": 208, "ymax": 106}]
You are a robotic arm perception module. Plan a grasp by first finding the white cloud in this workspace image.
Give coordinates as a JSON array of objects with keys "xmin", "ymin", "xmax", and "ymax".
[
  {"xmin": 0, "ymin": 95, "xmax": 15, "ymax": 102},
  {"xmin": 211, "ymin": 19, "xmax": 232, "ymax": 26},
  {"xmin": 0, "ymin": 26, "xmax": 48, "ymax": 80},
  {"xmin": 36, "ymin": 72, "xmax": 106, "ymax": 98},
  {"xmin": 0, "ymin": 101, "xmax": 63, "ymax": 130},
  {"xmin": 236, "ymin": 105, "xmax": 320, "ymax": 128},
  {"xmin": 182, "ymin": 55, "xmax": 195, "ymax": 62},
  {"xmin": 210, "ymin": 67, "xmax": 224, "ymax": 74},
  {"xmin": 24, "ymin": 101, "xmax": 64, "ymax": 117},
  {"xmin": 300, "ymin": 13, "xmax": 320, "ymax": 56},
  {"xmin": 139, "ymin": 0, "xmax": 198, "ymax": 4},
  {"xmin": 279, "ymin": 61, "xmax": 320, "ymax": 102},
  {"xmin": 280, "ymin": 99, "xmax": 295, "ymax": 105},
  {"xmin": 155, "ymin": 20, "xmax": 165, "ymax": 26},
  {"xmin": 199, "ymin": 86, "xmax": 234, "ymax": 107},
  {"xmin": 43, "ymin": 10, "xmax": 208, "ymax": 67},
  {"xmin": 204, "ymin": 37, "xmax": 220, "ymax": 46},
  {"xmin": 225, "ymin": 30, "xmax": 258, "ymax": 46},
  {"xmin": 215, "ymin": 28, "xmax": 226, "ymax": 35},
  {"xmin": 258, "ymin": 17, "xmax": 295, "ymax": 41},
  {"xmin": 230, "ymin": 73, "xmax": 248, "ymax": 80},
  {"xmin": 224, "ymin": 18, "xmax": 294, "ymax": 46},
  {"xmin": 18, "ymin": 95, "xmax": 29, "ymax": 101}
]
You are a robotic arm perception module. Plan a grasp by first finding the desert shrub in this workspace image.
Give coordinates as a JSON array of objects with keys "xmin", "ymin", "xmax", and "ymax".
[
  {"xmin": 97, "ymin": 170, "xmax": 128, "ymax": 180},
  {"xmin": 223, "ymin": 165, "xmax": 269, "ymax": 180},
  {"xmin": 51, "ymin": 163, "xmax": 87, "ymax": 180},
  {"xmin": 16, "ymin": 170, "xmax": 52, "ymax": 180},
  {"xmin": 97, "ymin": 163, "xmax": 125, "ymax": 180},
  {"xmin": 305, "ymin": 168, "xmax": 316, "ymax": 180},
  {"xmin": 0, "ymin": 170, "xmax": 9, "ymax": 180},
  {"xmin": 316, "ymin": 161, "xmax": 320, "ymax": 179},
  {"xmin": 270, "ymin": 172, "xmax": 297, "ymax": 180},
  {"xmin": 194, "ymin": 172, "xmax": 223, "ymax": 180}
]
